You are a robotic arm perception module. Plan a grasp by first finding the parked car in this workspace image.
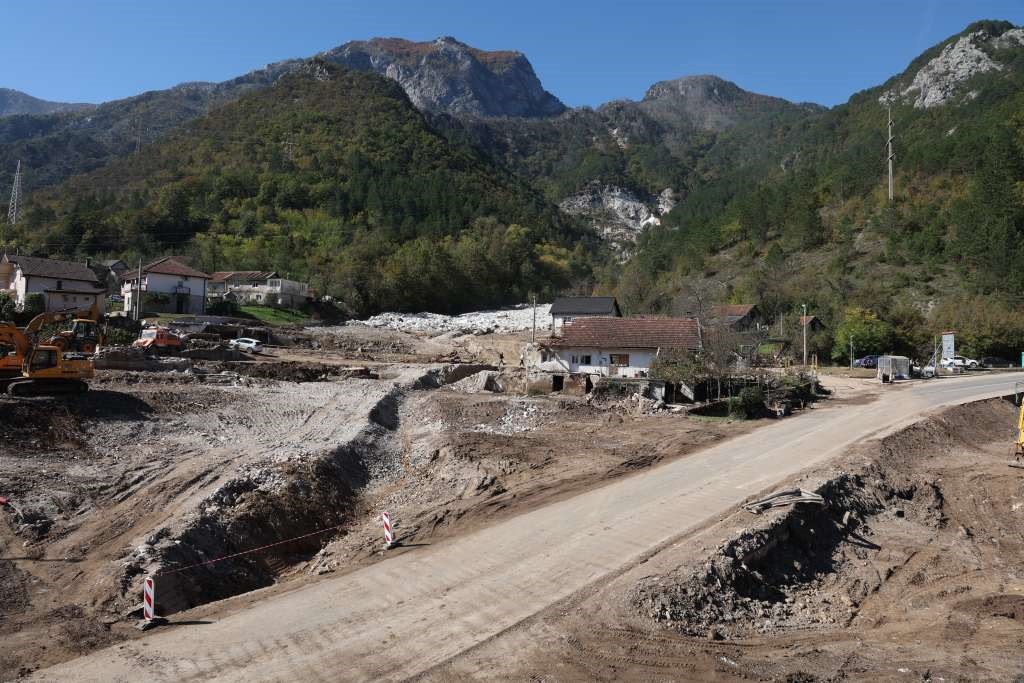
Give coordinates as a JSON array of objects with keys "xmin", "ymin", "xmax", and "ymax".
[
  {"xmin": 981, "ymin": 356, "xmax": 1013, "ymax": 368},
  {"xmin": 853, "ymin": 355, "xmax": 879, "ymax": 368},
  {"xmin": 941, "ymin": 355, "xmax": 979, "ymax": 369},
  {"xmin": 921, "ymin": 364, "xmax": 936, "ymax": 378},
  {"xmin": 229, "ymin": 337, "xmax": 264, "ymax": 353}
]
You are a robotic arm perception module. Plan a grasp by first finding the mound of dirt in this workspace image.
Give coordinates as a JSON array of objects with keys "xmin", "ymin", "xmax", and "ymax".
[{"xmin": 629, "ymin": 397, "xmax": 1024, "ymax": 680}]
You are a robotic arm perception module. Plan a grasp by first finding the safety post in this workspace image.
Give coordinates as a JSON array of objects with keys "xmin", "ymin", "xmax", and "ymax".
[
  {"xmin": 382, "ymin": 511, "xmax": 393, "ymax": 550},
  {"xmin": 143, "ymin": 576, "xmax": 155, "ymax": 621}
]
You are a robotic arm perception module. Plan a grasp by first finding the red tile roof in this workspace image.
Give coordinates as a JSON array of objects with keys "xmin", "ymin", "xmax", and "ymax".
[
  {"xmin": 550, "ymin": 316, "xmax": 700, "ymax": 351},
  {"xmin": 137, "ymin": 257, "xmax": 210, "ymax": 280}
]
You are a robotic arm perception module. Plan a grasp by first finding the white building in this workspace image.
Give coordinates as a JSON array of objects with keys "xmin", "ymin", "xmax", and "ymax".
[
  {"xmin": 209, "ymin": 271, "xmax": 310, "ymax": 308},
  {"xmin": 0, "ymin": 254, "xmax": 106, "ymax": 314},
  {"xmin": 539, "ymin": 316, "xmax": 701, "ymax": 378},
  {"xmin": 122, "ymin": 257, "xmax": 210, "ymax": 315}
]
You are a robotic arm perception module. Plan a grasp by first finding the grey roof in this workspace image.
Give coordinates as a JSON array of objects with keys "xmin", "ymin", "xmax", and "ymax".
[
  {"xmin": 3, "ymin": 254, "xmax": 101, "ymax": 284},
  {"xmin": 550, "ymin": 296, "xmax": 621, "ymax": 317}
]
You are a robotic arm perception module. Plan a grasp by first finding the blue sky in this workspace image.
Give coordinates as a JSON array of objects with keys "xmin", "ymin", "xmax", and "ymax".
[{"xmin": 4, "ymin": 1, "xmax": 1022, "ymax": 108}]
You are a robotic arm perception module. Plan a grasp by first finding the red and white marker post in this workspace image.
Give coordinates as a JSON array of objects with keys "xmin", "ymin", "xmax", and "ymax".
[
  {"xmin": 382, "ymin": 511, "xmax": 393, "ymax": 550},
  {"xmin": 143, "ymin": 576, "xmax": 155, "ymax": 621}
]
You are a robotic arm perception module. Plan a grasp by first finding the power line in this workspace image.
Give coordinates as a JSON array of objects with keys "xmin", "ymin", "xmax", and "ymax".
[{"xmin": 7, "ymin": 160, "xmax": 22, "ymax": 226}]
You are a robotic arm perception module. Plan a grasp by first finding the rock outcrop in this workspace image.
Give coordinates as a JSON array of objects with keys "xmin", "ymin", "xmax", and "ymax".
[
  {"xmin": 880, "ymin": 25, "xmax": 1024, "ymax": 109},
  {"xmin": 559, "ymin": 184, "xmax": 675, "ymax": 250},
  {"xmin": 321, "ymin": 36, "xmax": 565, "ymax": 118}
]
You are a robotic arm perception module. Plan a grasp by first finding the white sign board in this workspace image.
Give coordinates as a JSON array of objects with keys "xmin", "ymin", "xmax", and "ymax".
[{"xmin": 941, "ymin": 331, "xmax": 955, "ymax": 360}]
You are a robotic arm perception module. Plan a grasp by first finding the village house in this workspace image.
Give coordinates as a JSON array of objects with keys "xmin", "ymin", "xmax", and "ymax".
[
  {"xmin": 539, "ymin": 316, "xmax": 701, "ymax": 379},
  {"xmin": 122, "ymin": 257, "xmax": 210, "ymax": 315},
  {"xmin": 549, "ymin": 296, "xmax": 621, "ymax": 334},
  {"xmin": 707, "ymin": 303, "xmax": 762, "ymax": 331},
  {"xmin": 0, "ymin": 253, "xmax": 106, "ymax": 314},
  {"xmin": 208, "ymin": 271, "xmax": 311, "ymax": 308}
]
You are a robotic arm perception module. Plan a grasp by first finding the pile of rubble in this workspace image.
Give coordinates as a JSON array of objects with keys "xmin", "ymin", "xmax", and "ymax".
[
  {"xmin": 93, "ymin": 346, "xmax": 190, "ymax": 371},
  {"xmin": 345, "ymin": 303, "xmax": 553, "ymax": 337}
]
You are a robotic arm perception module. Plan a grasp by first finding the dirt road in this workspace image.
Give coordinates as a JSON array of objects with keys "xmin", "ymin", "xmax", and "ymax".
[{"xmin": 31, "ymin": 373, "xmax": 1024, "ymax": 682}]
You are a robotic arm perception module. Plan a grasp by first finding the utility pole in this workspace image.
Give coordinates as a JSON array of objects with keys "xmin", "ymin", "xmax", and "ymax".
[
  {"xmin": 886, "ymin": 105, "xmax": 895, "ymax": 202},
  {"xmin": 135, "ymin": 258, "xmax": 142, "ymax": 321},
  {"xmin": 849, "ymin": 336, "xmax": 855, "ymax": 370},
  {"xmin": 801, "ymin": 303, "xmax": 808, "ymax": 366}
]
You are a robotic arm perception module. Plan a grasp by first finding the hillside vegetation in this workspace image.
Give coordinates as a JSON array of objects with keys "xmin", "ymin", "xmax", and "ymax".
[
  {"xmin": 9, "ymin": 61, "xmax": 597, "ymax": 315},
  {"xmin": 603, "ymin": 21, "xmax": 1024, "ymax": 359}
]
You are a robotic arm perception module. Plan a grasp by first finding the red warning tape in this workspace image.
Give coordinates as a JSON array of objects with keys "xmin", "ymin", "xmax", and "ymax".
[{"xmin": 154, "ymin": 523, "xmax": 345, "ymax": 577}]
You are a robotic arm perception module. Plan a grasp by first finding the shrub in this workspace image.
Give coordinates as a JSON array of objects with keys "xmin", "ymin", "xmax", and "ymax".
[{"xmin": 730, "ymin": 386, "xmax": 765, "ymax": 419}]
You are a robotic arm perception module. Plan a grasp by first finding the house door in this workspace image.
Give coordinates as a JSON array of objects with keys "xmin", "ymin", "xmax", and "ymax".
[{"xmin": 176, "ymin": 295, "xmax": 186, "ymax": 314}]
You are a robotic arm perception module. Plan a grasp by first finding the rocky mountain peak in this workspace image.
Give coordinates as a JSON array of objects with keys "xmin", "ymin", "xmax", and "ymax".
[
  {"xmin": 319, "ymin": 36, "xmax": 565, "ymax": 118},
  {"xmin": 880, "ymin": 23, "xmax": 1024, "ymax": 109},
  {"xmin": 639, "ymin": 74, "xmax": 806, "ymax": 132}
]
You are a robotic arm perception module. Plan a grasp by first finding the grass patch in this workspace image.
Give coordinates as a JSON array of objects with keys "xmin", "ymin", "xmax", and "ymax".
[{"xmin": 238, "ymin": 305, "xmax": 310, "ymax": 325}]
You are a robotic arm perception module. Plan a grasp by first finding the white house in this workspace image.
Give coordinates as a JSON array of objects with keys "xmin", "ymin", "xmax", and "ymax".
[
  {"xmin": 549, "ymin": 296, "xmax": 621, "ymax": 334},
  {"xmin": 539, "ymin": 316, "xmax": 701, "ymax": 379},
  {"xmin": 209, "ymin": 271, "xmax": 311, "ymax": 308},
  {"xmin": 122, "ymin": 257, "xmax": 210, "ymax": 315},
  {"xmin": 0, "ymin": 254, "xmax": 106, "ymax": 314}
]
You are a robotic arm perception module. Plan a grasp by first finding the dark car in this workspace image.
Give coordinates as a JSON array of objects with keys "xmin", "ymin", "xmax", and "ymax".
[
  {"xmin": 854, "ymin": 355, "xmax": 879, "ymax": 368},
  {"xmin": 981, "ymin": 356, "xmax": 1013, "ymax": 368}
]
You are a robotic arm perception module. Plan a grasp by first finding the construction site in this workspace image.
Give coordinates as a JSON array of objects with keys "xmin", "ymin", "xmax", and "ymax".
[{"xmin": 0, "ymin": 303, "xmax": 1022, "ymax": 682}]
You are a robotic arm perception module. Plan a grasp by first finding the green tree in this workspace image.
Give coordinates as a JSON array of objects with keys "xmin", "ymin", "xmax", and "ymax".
[{"xmin": 832, "ymin": 307, "xmax": 895, "ymax": 362}]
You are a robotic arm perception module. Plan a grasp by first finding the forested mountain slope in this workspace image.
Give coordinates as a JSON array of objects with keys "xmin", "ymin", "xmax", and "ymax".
[
  {"xmin": 10, "ymin": 61, "xmax": 596, "ymax": 315},
  {"xmin": 601, "ymin": 20, "xmax": 1024, "ymax": 359}
]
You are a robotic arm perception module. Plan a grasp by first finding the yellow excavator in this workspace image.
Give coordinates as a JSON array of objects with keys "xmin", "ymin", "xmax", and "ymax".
[
  {"xmin": 0, "ymin": 303, "xmax": 99, "ymax": 395},
  {"xmin": 0, "ymin": 344, "xmax": 93, "ymax": 396}
]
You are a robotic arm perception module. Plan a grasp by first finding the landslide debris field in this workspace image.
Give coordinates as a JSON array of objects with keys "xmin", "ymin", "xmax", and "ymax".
[
  {"xmin": 429, "ymin": 398, "xmax": 1024, "ymax": 682},
  {"xmin": 0, "ymin": 329, "xmax": 753, "ymax": 678}
]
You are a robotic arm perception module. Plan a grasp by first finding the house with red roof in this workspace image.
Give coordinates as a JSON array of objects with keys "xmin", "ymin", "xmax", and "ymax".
[
  {"xmin": 540, "ymin": 316, "xmax": 701, "ymax": 379},
  {"xmin": 121, "ymin": 257, "xmax": 211, "ymax": 315}
]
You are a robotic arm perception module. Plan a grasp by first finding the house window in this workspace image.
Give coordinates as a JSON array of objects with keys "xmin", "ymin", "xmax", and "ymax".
[
  {"xmin": 571, "ymin": 355, "xmax": 578, "ymax": 364},
  {"xmin": 563, "ymin": 316, "xmax": 574, "ymax": 324},
  {"xmin": 56, "ymin": 280, "xmax": 63, "ymax": 290},
  {"xmin": 581, "ymin": 355, "xmax": 592, "ymax": 365},
  {"xmin": 610, "ymin": 353, "xmax": 630, "ymax": 366}
]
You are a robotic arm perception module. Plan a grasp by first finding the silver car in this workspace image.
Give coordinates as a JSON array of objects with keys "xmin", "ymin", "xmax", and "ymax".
[{"xmin": 230, "ymin": 337, "xmax": 264, "ymax": 353}]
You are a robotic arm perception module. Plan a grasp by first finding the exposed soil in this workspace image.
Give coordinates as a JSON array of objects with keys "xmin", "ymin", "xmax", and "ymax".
[
  {"xmin": 0, "ymin": 359, "xmax": 751, "ymax": 678},
  {"xmin": 424, "ymin": 397, "xmax": 1024, "ymax": 682}
]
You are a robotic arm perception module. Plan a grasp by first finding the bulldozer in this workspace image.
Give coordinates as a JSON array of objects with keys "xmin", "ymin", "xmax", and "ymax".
[{"xmin": 0, "ymin": 343, "xmax": 93, "ymax": 396}]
